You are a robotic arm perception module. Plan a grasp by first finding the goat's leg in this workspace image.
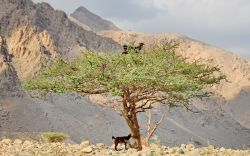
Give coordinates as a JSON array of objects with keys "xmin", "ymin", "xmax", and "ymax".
[
  {"xmin": 125, "ymin": 142, "xmax": 127, "ymax": 150},
  {"xmin": 115, "ymin": 142, "xmax": 118, "ymax": 151}
]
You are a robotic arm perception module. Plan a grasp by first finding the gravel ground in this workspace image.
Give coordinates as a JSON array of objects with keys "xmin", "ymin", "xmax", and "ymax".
[{"xmin": 0, "ymin": 139, "xmax": 249, "ymax": 156}]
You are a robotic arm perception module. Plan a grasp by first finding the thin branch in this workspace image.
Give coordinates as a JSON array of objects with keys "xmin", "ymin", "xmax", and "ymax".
[
  {"xmin": 147, "ymin": 110, "xmax": 152, "ymax": 136},
  {"xmin": 136, "ymin": 104, "xmax": 153, "ymax": 113},
  {"xmin": 146, "ymin": 113, "xmax": 166, "ymax": 143}
]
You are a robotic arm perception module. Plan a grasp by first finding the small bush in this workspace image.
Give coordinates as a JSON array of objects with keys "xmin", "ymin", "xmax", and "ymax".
[{"xmin": 40, "ymin": 132, "xmax": 68, "ymax": 143}]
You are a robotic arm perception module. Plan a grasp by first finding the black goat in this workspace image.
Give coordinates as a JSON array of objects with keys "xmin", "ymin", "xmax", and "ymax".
[
  {"xmin": 112, "ymin": 134, "xmax": 132, "ymax": 150},
  {"xmin": 122, "ymin": 43, "xmax": 144, "ymax": 54}
]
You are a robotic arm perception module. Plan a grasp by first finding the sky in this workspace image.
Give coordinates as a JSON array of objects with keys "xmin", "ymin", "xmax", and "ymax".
[{"xmin": 32, "ymin": 0, "xmax": 250, "ymax": 59}]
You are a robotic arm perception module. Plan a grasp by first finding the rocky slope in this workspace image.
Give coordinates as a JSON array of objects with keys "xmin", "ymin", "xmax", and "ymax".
[
  {"xmin": 1, "ymin": 93, "xmax": 250, "ymax": 149},
  {"xmin": 70, "ymin": 6, "xmax": 120, "ymax": 32},
  {"xmin": 0, "ymin": 36, "xmax": 18, "ymax": 94},
  {"xmin": 0, "ymin": 0, "xmax": 121, "ymax": 82},
  {"xmin": 0, "ymin": 139, "xmax": 250, "ymax": 156}
]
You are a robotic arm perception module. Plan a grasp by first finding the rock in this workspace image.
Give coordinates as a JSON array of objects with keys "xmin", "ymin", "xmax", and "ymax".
[
  {"xmin": 82, "ymin": 146, "xmax": 93, "ymax": 153},
  {"xmin": 13, "ymin": 139, "xmax": 22, "ymax": 145},
  {"xmin": 96, "ymin": 143, "xmax": 105, "ymax": 148},
  {"xmin": 141, "ymin": 150, "xmax": 153, "ymax": 156},
  {"xmin": 180, "ymin": 144, "xmax": 186, "ymax": 149},
  {"xmin": 207, "ymin": 145, "xmax": 214, "ymax": 150},
  {"xmin": 178, "ymin": 149, "xmax": 185, "ymax": 154},
  {"xmin": 1, "ymin": 139, "xmax": 12, "ymax": 145},
  {"xmin": 186, "ymin": 144, "xmax": 195, "ymax": 150},
  {"xmin": 106, "ymin": 150, "xmax": 113, "ymax": 155},
  {"xmin": 220, "ymin": 147, "xmax": 226, "ymax": 152},
  {"xmin": 80, "ymin": 140, "xmax": 90, "ymax": 147},
  {"xmin": 23, "ymin": 141, "xmax": 33, "ymax": 147},
  {"xmin": 128, "ymin": 148, "xmax": 137, "ymax": 153},
  {"xmin": 168, "ymin": 148, "xmax": 175, "ymax": 154},
  {"xmin": 187, "ymin": 149, "xmax": 200, "ymax": 156}
]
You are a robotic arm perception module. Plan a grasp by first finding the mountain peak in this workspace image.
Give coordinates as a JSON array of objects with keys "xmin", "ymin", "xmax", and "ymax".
[
  {"xmin": 75, "ymin": 6, "xmax": 89, "ymax": 12},
  {"xmin": 70, "ymin": 6, "xmax": 120, "ymax": 32}
]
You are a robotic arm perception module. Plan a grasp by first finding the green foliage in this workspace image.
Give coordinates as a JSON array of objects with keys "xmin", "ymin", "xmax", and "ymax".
[
  {"xmin": 23, "ymin": 43, "xmax": 225, "ymax": 107},
  {"xmin": 40, "ymin": 132, "xmax": 68, "ymax": 143}
]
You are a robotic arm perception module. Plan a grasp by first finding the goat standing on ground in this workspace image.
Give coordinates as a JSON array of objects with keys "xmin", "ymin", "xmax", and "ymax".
[{"xmin": 112, "ymin": 134, "xmax": 132, "ymax": 150}]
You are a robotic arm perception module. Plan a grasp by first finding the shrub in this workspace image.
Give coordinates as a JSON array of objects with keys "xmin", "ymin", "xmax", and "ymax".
[{"xmin": 40, "ymin": 132, "xmax": 68, "ymax": 143}]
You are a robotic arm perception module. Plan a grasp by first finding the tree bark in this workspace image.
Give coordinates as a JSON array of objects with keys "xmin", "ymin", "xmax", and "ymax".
[
  {"xmin": 122, "ymin": 90, "xmax": 142, "ymax": 150},
  {"xmin": 125, "ymin": 114, "xmax": 142, "ymax": 150}
]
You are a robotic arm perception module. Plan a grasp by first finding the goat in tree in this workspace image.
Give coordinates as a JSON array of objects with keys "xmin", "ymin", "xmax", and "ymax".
[
  {"xmin": 122, "ymin": 45, "xmax": 128, "ymax": 54},
  {"xmin": 122, "ymin": 43, "xmax": 145, "ymax": 54}
]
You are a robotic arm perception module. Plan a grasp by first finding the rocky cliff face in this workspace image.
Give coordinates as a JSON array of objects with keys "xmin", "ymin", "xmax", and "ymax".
[
  {"xmin": 0, "ymin": 0, "xmax": 122, "ymax": 84},
  {"xmin": 0, "ymin": 36, "xmax": 18, "ymax": 94},
  {"xmin": 70, "ymin": 6, "xmax": 121, "ymax": 32}
]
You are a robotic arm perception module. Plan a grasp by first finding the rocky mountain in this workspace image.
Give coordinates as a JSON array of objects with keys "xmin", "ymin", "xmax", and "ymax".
[
  {"xmin": 0, "ymin": 0, "xmax": 121, "ymax": 82},
  {"xmin": 70, "ymin": 6, "xmax": 121, "ymax": 32}
]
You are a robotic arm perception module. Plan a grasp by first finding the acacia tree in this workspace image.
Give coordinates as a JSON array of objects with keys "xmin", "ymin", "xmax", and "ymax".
[{"xmin": 24, "ymin": 44, "xmax": 224, "ymax": 150}]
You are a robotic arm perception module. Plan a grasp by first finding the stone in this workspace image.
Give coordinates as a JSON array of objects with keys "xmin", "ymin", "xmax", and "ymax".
[
  {"xmin": 13, "ymin": 139, "xmax": 22, "ymax": 145},
  {"xmin": 141, "ymin": 150, "xmax": 153, "ymax": 156},
  {"xmin": 207, "ymin": 145, "xmax": 214, "ymax": 150},
  {"xmin": 23, "ymin": 140, "xmax": 32, "ymax": 146},
  {"xmin": 106, "ymin": 150, "xmax": 113, "ymax": 155},
  {"xmin": 96, "ymin": 143, "xmax": 105, "ymax": 148},
  {"xmin": 187, "ymin": 149, "xmax": 200, "ymax": 156},
  {"xmin": 80, "ymin": 140, "xmax": 90, "ymax": 147},
  {"xmin": 169, "ymin": 148, "xmax": 177, "ymax": 154},
  {"xmin": 1, "ymin": 139, "xmax": 12, "ymax": 145},
  {"xmin": 178, "ymin": 149, "xmax": 185, "ymax": 154},
  {"xmin": 180, "ymin": 144, "xmax": 186, "ymax": 149},
  {"xmin": 220, "ymin": 147, "xmax": 225, "ymax": 152},
  {"xmin": 128, "ymin": 148, "xmax": 137, "ymax": 153},
  {"xmin": 186, "ymin": 144, "xmax": 195, "ymax": 150},
  {"xmin": 82, "ymin": 146, "xmax": 93, "ymax": 153}
]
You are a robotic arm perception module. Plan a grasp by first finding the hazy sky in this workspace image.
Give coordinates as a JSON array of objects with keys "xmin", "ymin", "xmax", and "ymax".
[{"xmin": 32, "ymin": 0, "xmax": 250, "ymax": 59}]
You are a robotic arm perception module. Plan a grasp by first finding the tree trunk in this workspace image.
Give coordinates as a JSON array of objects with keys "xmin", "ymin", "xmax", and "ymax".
[
  {"xmin": 122, "ymin": 89, "xmax": 142, "ymax": 150},
  {"xmin": 123, "ymin": 109, "xmax": 142, "ymax": 150},
  {"xmin": 131, "ymin": 127, "xmax": 142, "ymax": 150},
  {"xmin": 122, "ymin": 103, "xmax": 142, "ymax": 149}
]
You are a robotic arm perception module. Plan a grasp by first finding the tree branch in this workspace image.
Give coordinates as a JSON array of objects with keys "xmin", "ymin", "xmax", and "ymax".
[{"xmin": 146, "ymin": 112, "xmax": 166, "ymax": 144}]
